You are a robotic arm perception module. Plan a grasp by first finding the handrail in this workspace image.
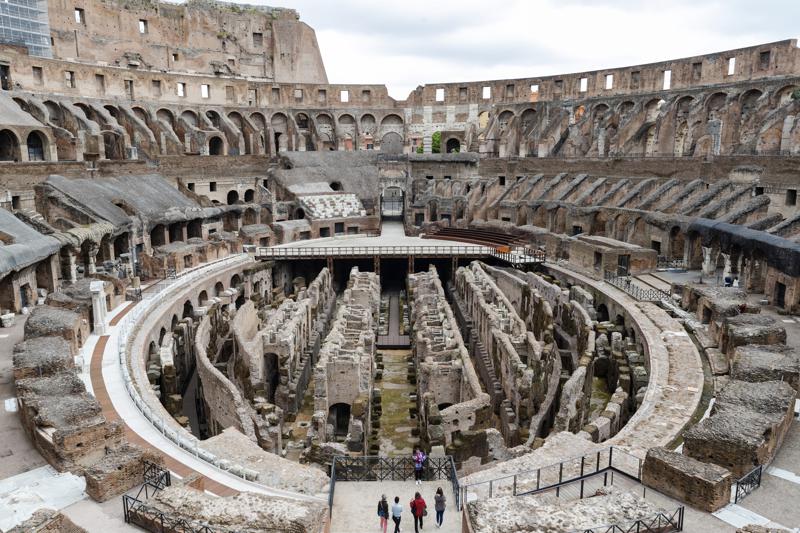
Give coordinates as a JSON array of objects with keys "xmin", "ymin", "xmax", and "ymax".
[
  {"xmin": 329, "ymin": 455, "xmax": 460, "ymax": 515},
  {"xmin": 603, "ymin": 271, "xmax": 670, "ymax": 302},
  {"xmin": 565, "ymin": 506, "xmax": 684, "ymax": 533},
  {"xmin": 256, "ymin": 245, "xmax": 546, "ymax": 265},
  {"xmin": 458, "ymin": 446, "xmax": 643, "ymax": 506}
]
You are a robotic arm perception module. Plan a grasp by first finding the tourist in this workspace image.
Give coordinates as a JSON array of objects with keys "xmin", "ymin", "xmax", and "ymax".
[
  {"xmin": 412, "ymin": 447, "xmax": 427, "ymax": 484},
  {"xmin": 377, "ymin": 494, "xmax": 389, "ymax": 533},
  {"xmin": 434, "ymin": 487, "xmax": 446, "ymax": 528},
  {"xmin": 392, "ymin": 495, "xmax": 403, "ymax": 533},
  {"xmin": 410, "ymin": 491, "xmax": 427, "ymax": 533}
]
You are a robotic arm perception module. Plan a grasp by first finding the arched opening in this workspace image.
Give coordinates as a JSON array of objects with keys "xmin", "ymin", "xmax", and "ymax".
[
  {"xmin": 198, "ymin": 290, "xmax": 208, "ymax": 306},
  {"xmin": 329, "ymin": 181, "xmax": 342, "ymax": 192},
  {"xmin": 26, "ymin": 131, "xmax": 47, "ymax": 161},
  {"xmin": 243, "ymin": 189, "xmax": 255, "ymax": 202},
  {"xmin": 294, "ymin": 207, "xmax": 305, "ymax": 220},
  {"xmin": 150, "ymin": 224, "xmax": 166, "ymax": 247},
  {"xmin": 380, "ymin": 132, "xmax": 403, "ymax": 154},
  {"xmin": 187, "ymin": 219, "xmax": 203, "ymax": 239},
  {"xmin": 208, "ymin": 136, "xmax": 224, "ymax": 156},
  {"xmin": 227, "ymin": 190, "xmax": 239, "ymax": 205},
  {"xmin": 264, "ymin": 353, "xmax": 280, "ymax": 404},
  {"xmin": 271, "ymin": 113, "xmax": 288, "ymax": 153},
  {"xmin": 445, "ymin": 138, "xmax": 461, "ymax": 153},
  {"xmin": 205, "ymin": 110, "xmax": 221, "ymax": 129},
  {"xmin": 596, "ymin": 304, "xmax": 610, "ymax": 323},
  {"xmin": 328, "ymin": 403, "xmax": 351, "ymax": 438},
  {"xmin": 170, "ymin": 314, "xmax": 179, "ymax": 331},
  {"xmin": 158, "ymin": 327, "xmax": 167, "ymax": 346},
  {"xmin": 381, "ymin": 186, "xmax": 404, "ymax": 218},
  {"xmin": 182, "ymin": 300, "xmax": 194, "ymax": 319},
  {"xmin": 231, "ymin": 274, "xmax": 241, "ymax": 288},
  {"xmin": 169, "ymin": 223, "xmax": 183, "ymax": 242},
  {"xmin": 113, "ymin": 233, "xmax": 129, "ymax": 257},
  {"xmin": 214, "ymin": 281, "xmax": 224, "ymax": 296},
  {"xmin": 0, "ymin": 130, "xmax": 21, "ymax": 161},
  {"xmin": 295, "ymin": 113, "xmax": 309, "ymax": 129}
]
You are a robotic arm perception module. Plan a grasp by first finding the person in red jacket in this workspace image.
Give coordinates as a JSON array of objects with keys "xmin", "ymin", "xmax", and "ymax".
[{"xmin": 410, "ymin": 491, "xmax": 427, "ymax": 533}]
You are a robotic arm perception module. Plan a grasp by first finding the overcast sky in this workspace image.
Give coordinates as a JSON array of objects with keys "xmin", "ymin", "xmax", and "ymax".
[{"xmin": 255, "ymin": 0, "xmax": 800, "ymax": 99}]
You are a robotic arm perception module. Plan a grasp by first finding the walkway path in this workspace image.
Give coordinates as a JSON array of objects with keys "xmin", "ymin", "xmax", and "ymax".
[{"xmin": 332, "ymin": 481, "xmax": 460, "ymax": 533}]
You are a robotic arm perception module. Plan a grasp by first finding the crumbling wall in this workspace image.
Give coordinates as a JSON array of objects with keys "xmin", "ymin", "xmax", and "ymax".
[
  {"xmin": 409, "ymin": 265, "xmax": 491, "ymax": 450},
  {"xmin": 311, "ymin": 267, "xmax": 379, "ymax": 452},
  {"xmin": 641, "ymin": 447, "xmax": 732, "ymax": 512},
  {"xmin": 454, "ymin": 261, "xmax": 560, "ymax": 441}
]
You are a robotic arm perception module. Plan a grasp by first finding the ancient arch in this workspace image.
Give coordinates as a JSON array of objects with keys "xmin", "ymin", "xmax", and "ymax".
[
  {"xmin": 0, "ymin": 129, "xmax": 21, "ymax": 161},
  {"xmin": 227, "ymin": 190, "xmax": 239, "ymax": 205},
  {"xmin": 445, "ymin": 138, "xmax": 461, "ymax": 153},
  {"xmin": 381, "ymin": 132, "xmax": 403, "ymax": 154},
  {"xmin": 207, "ymin": 136, "xmax": 223, "ymax": 155}
]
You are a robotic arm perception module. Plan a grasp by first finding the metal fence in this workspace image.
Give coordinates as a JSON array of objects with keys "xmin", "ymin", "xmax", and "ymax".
[
  {"xmin": 733, "ymin": 465, "xmax": 763, "ymax": 504},
  {"xmin": 459, "ymin": 446, "xmax": 643, "ymax": 508},
  {"xmin": 604, "ymin": 272, "xmax": 670, "ymax": 302},
  {"xmin": 329, "ymin": 455, "xmax": 460, "ymax": 515},
  {"xmin": 567, "ymin": 507, "xmax": 684, "ymax": 533},
  {"xmin": 122, "ymin": 460, "xmax": 303, "ymax": 533}
]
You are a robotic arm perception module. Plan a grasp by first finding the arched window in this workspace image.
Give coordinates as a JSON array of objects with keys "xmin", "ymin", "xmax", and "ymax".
[{"xmin": 26, "ymin": 131, "xmax": 46, "ymax": 161}]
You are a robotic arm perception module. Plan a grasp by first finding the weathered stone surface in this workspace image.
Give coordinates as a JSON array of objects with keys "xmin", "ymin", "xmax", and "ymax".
[
  {"xmin": 683, "ymin": 380, "xmax": 796, "ymax": 477},
  {"xmin": 134, "ymin": 483, "xmax": 327, "ymax": 533},
  {"xmin": 641, "ymin": 447, "xmax": 731, "ymax": 512},
  {"xmin": 84, "ymin": 444, "xmax": 164, "ymax": 502},
  {"xmin": 732, "ymin": 344, "xmax": 800, "ymax": 392},
  {"xmin": 720, "ymin": 314, "xmax": 786, "ymax": 356},
  {"xmin": 467, "ymin": 488, "xmax": 666, "ymax": 533},
  {"xmin": 6, "ymin": 509, "xmax": 87, "ymax": 533}
]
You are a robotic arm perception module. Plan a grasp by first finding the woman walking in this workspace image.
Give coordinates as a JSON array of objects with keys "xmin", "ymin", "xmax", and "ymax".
[
  {"xmin": 391, "ymin": 496, "xmax": 403, "ymax": 533},
  {"xmin": 412, "ymin": 447, "xmax": 427, "ymax": 484},
  {"xmin": 410, "ymin": 491, "xmax": 427, "ymax": 533},
  {"xmin": 377, "ymin": 494, "xmax": 389, "ymax": 533},
  {"xmin": 434, "ymin": 487, "xmax": 446, "ymax": 528}
]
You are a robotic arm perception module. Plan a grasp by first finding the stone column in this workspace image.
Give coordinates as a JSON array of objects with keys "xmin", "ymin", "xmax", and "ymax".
[
  {"xmin": 701, "ymin": 246, "xmax": 717, "ymax": 277},
  {"xmin": 90, "ymin": 280, "xmax": 108, "ymax": 335},
  {"xmin": 86, "ymin": 243, "xmax": 99, "ymax": 275},
  {"xmin": 63, "ymin": 248, "xmax": 78, "ymax": 284}
]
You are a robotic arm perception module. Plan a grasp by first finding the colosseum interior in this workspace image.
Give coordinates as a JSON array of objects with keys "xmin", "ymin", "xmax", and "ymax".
[{"xmin": 0, "ymin": 1, "xmax": 799, "ymax": 532}]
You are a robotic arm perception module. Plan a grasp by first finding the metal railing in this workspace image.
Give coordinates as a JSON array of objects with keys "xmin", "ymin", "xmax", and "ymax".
[
  {"xmin": 256, "ymin": 244, "xmax": 545, "ymax": 265},
  {"xmin": 733, "ymin": 465, "xmax": 763, "ymax": 504},
  {"xmin": 114, "ymin": 255, "xmax": 267, "ymax": 484},
  {"xmin": 459, "ymin": 447, "xmax": 643, "ymax": 508},
  {"xmin": 604, "ymin": 272, "xmax": 670, "ymax": 302},
  {"xmin": 329, "ymin": 455, "xmax": 460, "ymax": 515},
  {"xmin": 567, "ymin": 507, "xmax": 684, "ymax": 533}
]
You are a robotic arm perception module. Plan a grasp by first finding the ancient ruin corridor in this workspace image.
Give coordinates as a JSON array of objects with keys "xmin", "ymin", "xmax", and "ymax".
[{"xmin": 376, "ymin": 349, "xmax": 418, "ymax": 456}]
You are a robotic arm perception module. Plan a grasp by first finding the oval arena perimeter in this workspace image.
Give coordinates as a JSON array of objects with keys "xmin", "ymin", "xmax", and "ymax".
[{"xmin": 0, "ymin": 2, "xmax": 800, "ymax": 532}]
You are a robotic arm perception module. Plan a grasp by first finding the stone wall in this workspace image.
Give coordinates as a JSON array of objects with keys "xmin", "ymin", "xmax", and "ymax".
[
  {"xmin": 683, "ymin": 380, "xmax": 796, "ymax": 477},
  {"xmin": 408, "ymin": 265, "xmax": 491, "ymax": 449},
  {"xmin": 641, "ymin": 447, "xmax": 732, "ymax": 512},
  {"xmin": 312, "ymin": 267, "xmax": 379, "ymax": 451},
  {"xmin": 454, "ymin": 261, "xmax": 560, "ymax": 441}
]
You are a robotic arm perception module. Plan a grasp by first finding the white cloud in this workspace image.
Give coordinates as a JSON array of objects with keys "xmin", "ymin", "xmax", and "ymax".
[{"xmin": 240, "ymin": 0, "xmax": 800, "ymax": 99}]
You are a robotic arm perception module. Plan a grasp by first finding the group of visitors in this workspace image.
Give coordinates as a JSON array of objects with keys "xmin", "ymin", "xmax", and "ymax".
[
  {"xmin": 375, "ymin": 448, "xmax": 447, "ymax": 532},
  {"xmin": 377, "ymin": 488, "xmax": 447, "ymax": 533}
]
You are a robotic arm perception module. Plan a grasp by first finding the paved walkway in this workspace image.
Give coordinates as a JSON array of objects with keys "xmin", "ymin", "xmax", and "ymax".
[
  {"xmin": 332, "ymin": 481, "xmax": 460, "ymax": 533},
  {"xmin": 0, "ymin": 317, "xmax": 46, "ymax": 481}
]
